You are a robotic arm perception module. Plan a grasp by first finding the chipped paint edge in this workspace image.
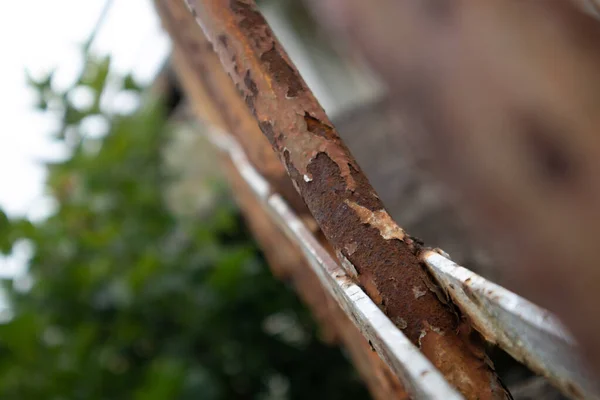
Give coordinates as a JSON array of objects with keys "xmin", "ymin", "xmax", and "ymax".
[{"xmin": 422, "ymin": 250, "xmax": 599, "ymax": 400}]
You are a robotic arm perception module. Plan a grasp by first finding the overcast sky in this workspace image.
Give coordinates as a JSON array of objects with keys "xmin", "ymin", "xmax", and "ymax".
[
  {"xmin": 0, "ymin": 0, "xmax": 170, "ymax": 279},
  {"xmin": 0, "ymin": 0, "xmax": 169, "ymax": 219}
]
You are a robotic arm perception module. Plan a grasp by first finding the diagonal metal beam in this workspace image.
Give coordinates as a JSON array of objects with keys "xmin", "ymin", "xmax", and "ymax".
[
  {"xmin": 179, "ymin": 1, "xmax": 509, "ymax": 398},
  {"xmin": 154, "ymin": 2, "xmax": 410, "ymax": 397}
]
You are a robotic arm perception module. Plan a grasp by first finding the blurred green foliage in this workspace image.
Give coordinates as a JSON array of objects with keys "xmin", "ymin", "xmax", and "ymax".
[{"xmin": 0, "ymin": 46, "xmax": 368, "ymax": 399}]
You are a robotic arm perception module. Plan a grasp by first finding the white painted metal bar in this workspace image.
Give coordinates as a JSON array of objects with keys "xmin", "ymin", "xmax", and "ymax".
[{"xmin": 423, "ymin": 251, "xmax": 598, "ymax": 399}]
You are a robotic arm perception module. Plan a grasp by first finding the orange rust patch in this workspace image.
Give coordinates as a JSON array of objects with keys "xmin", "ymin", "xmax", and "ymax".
[
  {"xmin": 420, "ymin": 327, "xmax": 509, "ymax": 400},
  {"xmin": 362, "ymin": 271, "xmax": 384, "ymax": 305}
]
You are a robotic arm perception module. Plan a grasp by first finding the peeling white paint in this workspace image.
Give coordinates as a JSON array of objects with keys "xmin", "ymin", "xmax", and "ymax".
[
  {"xmin": 345, "ymin": 242, "xmax": 358, "ymax": 256},
  {"xmin": 394, "ymin": 316, "xmax": 408, "ymax": 330},
  {"xmin": 336, "ymin": 250, "xmax": 359, "ymax": 278},
  {"xmin": 413, "ymin": 286, "xmax": 427, "ymax": 299},
  {"xmin": 429, "ymin": 325, "xmax": 444, "ymax": 335},
  {"xmin": 433, "ymin": 247, "xmax": 450, "ymax": 259}
]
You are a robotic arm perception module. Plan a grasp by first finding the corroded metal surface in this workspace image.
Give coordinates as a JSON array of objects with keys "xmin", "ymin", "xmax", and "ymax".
[
  {"xmin": 155, "ymin": 0, "xmax": 307, "ymax": 214},
  {"xmin": 152, "ymin": 1, "xmax": 600, "ymax": 398},
  {"xmin": 182, "ymin": 1, "xmax": 509, "ymax": 398},
  {"xmin": 155, "ymin": 3, "xmax": 409, "ymax": 397},
  {"xmin": 308, "ymin": 0, "xmax": 600, "ymax": 378},
  {"xmin": 209, "ymin": 129, "xmax": 463, "ymax": 400},
  {"xmin": 423, "ymin": 251, "xmax": 600, "ymax": 400},
  {"xmin": 223, "ymin": 155, "xmax": 409, "ymax": 400},
  {"xmin": 334, "ymin": 98, "xmax": 599, "ymax": 398}
]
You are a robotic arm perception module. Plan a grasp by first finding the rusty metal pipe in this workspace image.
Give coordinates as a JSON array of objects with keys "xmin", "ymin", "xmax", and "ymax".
[
  {"xmin": 154, "ymin": 2, "xmax": 410, "ymax": 398},
  {"xmin": 181, "ymin": 0, "xmax": 509, "ymax": 398},
  {"xmin": 155, "ymin": 0, "xmax": 307, "ymax": 214}
]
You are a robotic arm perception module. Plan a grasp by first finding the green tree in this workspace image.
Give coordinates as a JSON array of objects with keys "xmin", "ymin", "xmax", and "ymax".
[{"xmin": 0, "ymin": 47, "xmax": 368, "ymax": 399}]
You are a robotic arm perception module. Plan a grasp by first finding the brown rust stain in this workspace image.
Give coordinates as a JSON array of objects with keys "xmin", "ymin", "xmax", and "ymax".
[
  {"xmin": 156, "ymin": 0, "xmax": 308, "ymax": 215},
  {"xmin": 299, "ymin": 115, "xmax": 358, "ymax": 190},
  {"xmin": 288, "ymin": 151, "xmax": 460, "ymax": 346},
  {"xmin": 222, "ymin": 157, "xmax": 408, "ymax": 400},
  {"xmin": 218, "ymin": 0, "xmax": 360, "ymax": 191},
  {"xmin": 264, "ymin": 116, "xmax": 359, "ymax": 190},
  {"xmin": 304, "ymin": 112, "xmax": 337, "ymax": 139},
  {"xmin": 230, "ymin": 0, "xmax": 268, "ymax": 37}
]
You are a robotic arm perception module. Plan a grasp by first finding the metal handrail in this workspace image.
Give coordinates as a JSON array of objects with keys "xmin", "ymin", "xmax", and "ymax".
[{"xmin": 155, "ymin": 1, "xmax": 598, "ymax": 398}]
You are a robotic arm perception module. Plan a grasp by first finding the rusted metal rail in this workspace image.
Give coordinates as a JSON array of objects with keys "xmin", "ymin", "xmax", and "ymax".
[
  {"xmin": 179, "ymin": 1, "xmax": 510, "ymax": 399},
  {"xmin": 222, "ymin": 149, "xmax": 411, "ymax": 400},
  {"xmin": 155, "ymin": 2, "xmax": 410, "ymax": 398},
  {"xmin": 154, "ymin": 0, "xmax": 599, "ymax": 399},
  {"xmin": 423, "ymin": 252, "xmax": 597, "ymax": 399}
]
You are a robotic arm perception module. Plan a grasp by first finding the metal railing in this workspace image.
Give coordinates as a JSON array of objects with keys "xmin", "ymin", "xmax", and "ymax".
[{"xmin": 154, "ymin": 1, "xmax": 598, "ymax": 398}]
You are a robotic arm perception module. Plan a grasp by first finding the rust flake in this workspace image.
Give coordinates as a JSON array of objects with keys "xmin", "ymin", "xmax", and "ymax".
[
  {"xmin": 269, "ymin": 114, "xmax": 358, "ymax": 191},
  {"xmin": 413, "ymin": 286, "xmax": 428, "ymax": 299},
  {"xmin": 292, "ymin": 154, "xmax": 456, "ymax": 341},
  {"xmin": 345, "ymin": 200, "xmax": 406, "ymax": 241},
  {"xmin": 229, "ymin": 0, "xmax": 272, "ymax": 49},
  {"xmin": 261, "ymin": 45, "xmax": 303, "ymax": 98},
  {"xmin": 393, "ymin": 316, "xmax": 409, "ymax": 329},
  {"xmin": 420, "ymin": 327, "xmax": 509, "ymax": 400},
  {"xmin": 345, "ymin": 242, "xmax": 358, "ymax": 256},
  {"xmin": 216, "ymin": 1, "xmax": 360, "ymax": 192}
]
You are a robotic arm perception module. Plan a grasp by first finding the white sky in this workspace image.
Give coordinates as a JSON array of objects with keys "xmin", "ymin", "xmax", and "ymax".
[
  {"xmin": 0, "ymin": 0, "xmax": 170, "ymax": 279},
  {"xmin": 0, "ymin": 0, "xmax": 170, "ymax": 220}
]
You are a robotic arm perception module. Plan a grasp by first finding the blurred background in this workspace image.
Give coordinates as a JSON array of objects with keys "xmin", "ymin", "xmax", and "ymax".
[{"xmin": 0, "ymin": 0, "xmax": 385, "ymax": 398}]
